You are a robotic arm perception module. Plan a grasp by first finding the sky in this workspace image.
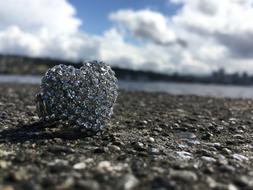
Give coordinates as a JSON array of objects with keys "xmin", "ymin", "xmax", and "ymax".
[
  {"xmin": 0, "ymin": 0, "xmax": 253, "ymax": 75},
  {"xmin": 70, "ymin": 0, "xmax": 180, "ymax": 34}
]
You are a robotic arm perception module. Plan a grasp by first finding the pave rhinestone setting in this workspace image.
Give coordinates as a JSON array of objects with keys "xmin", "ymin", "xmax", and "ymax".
[{"xmin": 36, "ymin": 61, "xmax": 118, "ymax": 131}]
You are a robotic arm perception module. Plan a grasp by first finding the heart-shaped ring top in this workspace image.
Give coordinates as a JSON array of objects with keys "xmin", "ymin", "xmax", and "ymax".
[{"xmin": 36, "ymin": 61, "xmax": 118, "ymax": 131}]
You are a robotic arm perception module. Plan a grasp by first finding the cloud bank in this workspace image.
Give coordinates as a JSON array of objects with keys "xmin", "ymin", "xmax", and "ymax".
[{"xmin": 0, "ymin": 0, "xmax": 253, "ymax": 74}]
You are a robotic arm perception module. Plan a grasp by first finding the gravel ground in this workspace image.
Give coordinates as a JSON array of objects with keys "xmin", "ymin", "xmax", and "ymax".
[{"xmin": 0, "ymin": 83, "xmax": 253, "ymax": 190}]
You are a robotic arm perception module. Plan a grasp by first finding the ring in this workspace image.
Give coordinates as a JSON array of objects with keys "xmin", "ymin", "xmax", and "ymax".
[{"xmin": 35, "ymin": 61, "xmax": 118, "ymax": 131}]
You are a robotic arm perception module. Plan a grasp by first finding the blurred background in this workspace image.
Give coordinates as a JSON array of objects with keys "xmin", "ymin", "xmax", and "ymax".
[{"xmin": 1, "ymin": 0, "xmax": 253, "ymax": 98}]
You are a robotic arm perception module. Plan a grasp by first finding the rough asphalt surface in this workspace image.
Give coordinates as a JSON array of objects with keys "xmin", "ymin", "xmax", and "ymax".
[{"xmin": 0, "ymin": 83, "xmax": 253, "ymax": 190}]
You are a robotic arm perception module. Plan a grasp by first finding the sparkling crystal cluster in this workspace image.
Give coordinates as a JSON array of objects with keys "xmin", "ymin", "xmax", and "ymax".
[{"xmin": 36, "ymin": 61, "xmax": 118, "ymax": 131}]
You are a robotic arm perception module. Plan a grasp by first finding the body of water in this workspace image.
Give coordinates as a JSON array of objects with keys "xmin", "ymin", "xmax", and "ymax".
[{"xmin": 1, "ymin": 75, "xmax": 253, "ymax": 99}]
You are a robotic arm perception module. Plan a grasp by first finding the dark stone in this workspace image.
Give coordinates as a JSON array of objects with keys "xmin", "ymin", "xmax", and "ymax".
[{"xmin": 151, "ymin": 177, "xmax": 175, "ymax": 189}]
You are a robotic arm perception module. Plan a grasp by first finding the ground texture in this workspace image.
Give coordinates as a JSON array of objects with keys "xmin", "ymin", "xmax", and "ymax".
[{"xmin": 0, "ymin": 83, "xmax": 253, "ymax": 190}]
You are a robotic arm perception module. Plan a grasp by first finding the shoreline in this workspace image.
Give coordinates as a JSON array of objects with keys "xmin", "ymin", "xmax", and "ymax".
[
  {"xmin": 2, "ymin": 77, "xmax": 253, "ymax": 99},
  {"xmin": 0, "ymin": 83, "xmax": 253, "ymax": 190}
]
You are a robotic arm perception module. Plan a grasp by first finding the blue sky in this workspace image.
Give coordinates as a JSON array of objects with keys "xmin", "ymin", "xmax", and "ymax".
[{"xmin": 70, "ymin": 0, "xmax": 180, "ymax": 34}]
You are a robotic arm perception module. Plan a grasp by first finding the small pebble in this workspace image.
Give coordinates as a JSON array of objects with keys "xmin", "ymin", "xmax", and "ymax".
[
  {"xmin": 0, "ymin": 160, "xmax": 8, "ymax": 169},
  {"xmin": 197, "ymin": 149, "xmax": 212, "ymax": 156},
  {"xmin": 56, "ymin": 177, "xmax": 74, "ymax": 189},
  {"xmin": 201, "ymin": 132, "xmax": 213, "ymax": 140},
  {"xmin": 117, "ymin": 174, "xmax": 139, "ymax": 190},
  {"xmin": 47, "ymin": 145, "xmax": 75, "ymax": 154},
  {"xmin": 232, "ymin": 154, "xmax": 249, "ymax": 162},
  {"xmin": 97, "ymin": 161, "xmax": 111, "ymax": 172},
  {"xmin": 185, "ymin": 139, "xmax": 201, "ymax": 145},
  {"xmin": 132, "ymin": 142, "xmax": 145, "ymax": 151},
  {"xmin": 222, "ymin": 148, "xmax": 232, "ymax": 155},
  {"xmin": 148, "ymin": 148, "xmax": 160, "ymax": 155},
  {"xmin": 73, "ymin": 162, "xmax": 86, "ymax": 170},
  {"xmin": 169, "ymin": 170, "xmax": 198, "ymax": 182},
  {"xmin": 148, "ymin": 137, "xmax": 155, "ymax": 143},
  {"xmin": 176, "ymin": 151, "xmax": 193, "ymax": 159},
  {"xmin": 108, "ymin": 145, "xmax": 121, "ymax": 152},
  {"xmin": 233, "ymin": 134, "xmax": 244, "ymax": 139},
  {"xmin": 201, "ymin": 156, "xmax": 216, "ymax": 162}
]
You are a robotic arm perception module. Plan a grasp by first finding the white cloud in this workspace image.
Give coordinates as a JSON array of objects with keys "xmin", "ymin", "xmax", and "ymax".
[
  {"xmin": 97, "ymin": 28, "xmax": 177, "ymax": 73},
  {"xmin": 0, "ymin": 0, "xmax": 100, "ymax": 61},
  {"xmin": 172, "ymin": 0, "xmax": 253, "ymax": 33},
  {"xmin": 171, "ymin": 0, "xmax": 253, "ymax": 59},
  {"xmin": 109, "ymin": 9, "xmax": 179, "ymax": 46},
  {"xmin": 0, "ymin": 0, "xmax": 81, "ymax": 34},
  {"xmin": 0, "ymin": 26, "xmax": 42, "ymax": 56},
  {"xmin": 1, "ymin": 0, "xmax": 253, "ymax": 74}
]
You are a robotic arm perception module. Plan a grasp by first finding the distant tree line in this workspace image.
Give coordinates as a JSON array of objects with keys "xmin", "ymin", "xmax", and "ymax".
[{"xmin": 0, "ymin": 54, "xmax": 252, "ymax": 85}]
